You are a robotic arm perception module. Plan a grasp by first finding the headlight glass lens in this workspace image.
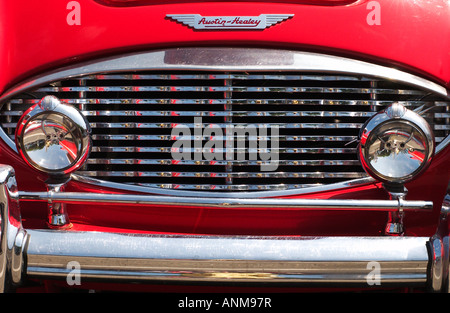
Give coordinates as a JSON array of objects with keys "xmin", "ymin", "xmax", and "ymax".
[
  {"xmin": 362, "ymin": 121, "xmax": 430, "ymax": 182},
  {"xmin": 359, "ymin": 102, "xmax": 434, "ymax": 184},
  {"xmin": 15, "ymin": 96, "xmax": 91, "ymax": 175}
]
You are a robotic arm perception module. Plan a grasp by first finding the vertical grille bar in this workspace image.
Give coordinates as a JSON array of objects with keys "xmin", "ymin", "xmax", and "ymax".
[{"xmin": 224, "ymin": 75, "xmax": 233, "ymax": 186}]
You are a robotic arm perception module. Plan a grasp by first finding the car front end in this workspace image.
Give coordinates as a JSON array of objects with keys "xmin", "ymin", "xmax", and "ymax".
[{"xmin": 0, "ymin": 0, "xmax": 449, "ymax": 292}]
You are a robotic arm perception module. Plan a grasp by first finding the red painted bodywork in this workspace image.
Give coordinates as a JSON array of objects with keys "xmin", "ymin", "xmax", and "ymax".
[
  {"xmin": 2, "ymin": 0, "xmax": 450, "ymax": 93},
  {"xmin": 0, "ymin": 0, "xmax": 449, "ymax": 292}
]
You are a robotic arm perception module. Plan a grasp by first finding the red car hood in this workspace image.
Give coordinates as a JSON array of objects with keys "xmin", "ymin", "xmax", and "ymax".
[
  {"xmin": 96, "ymin": 0, "xmax": 358, "ymax": 5},
  {"xmin": 1, "ymin": 0, "xmax": 450, "ymax": 94}
]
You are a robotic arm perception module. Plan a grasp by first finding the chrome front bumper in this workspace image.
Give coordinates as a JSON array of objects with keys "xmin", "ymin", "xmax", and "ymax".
[
  {"xmin": 25, "ymin": 231, "xmax": 432, "ymax": 286},
  {"xmin": 1, "ymin": 164, "xmax": 448, "ymax": 292}
]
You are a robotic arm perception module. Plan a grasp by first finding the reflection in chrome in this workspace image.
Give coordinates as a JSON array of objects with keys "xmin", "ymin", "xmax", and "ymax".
[
  {"xmin": 0, "ymin": 48, "xmax": 448, "ymax": 194},
  {"xmin": 6, "ymin": 98, "xmax": 449, "ymax": 107},
  {"xmin": 0, "ymin": 165, "xmax": 27, "ymax": 292},
  {"xmin": 87, "ymin": 122, "xmax": 365, "ymax": 129},
  {"xmin": 0, "ymin": 163, "xmax": 443, "ymax": 290},
  {"xmin": 89, "ymin": 146, "xmax": 357, "ymax": 154},
  {"xmin": 15, "ymin": 96, "xmax": 91, "ymax": 176},
  {"xmin": 1, "ymin": 161, "xmax": 448, "ymax": 290},
  {"xmin": 384, "ymin": 185, "xmax": 408, "ymax": 235},
  {"xmin": 70, "ymin": 175, "xmax": 377, "ymax": 197},
  {"xmin": 35, "ymin": 85, "xmax": 429, "ymax": 95},
  {"xmin": 46, "ymin": 179, "xmax": 72, "ymax": 228},
  {"xmin": 25, "ymin": 230, "xmax": 431, "ymax": 285},
  {"xmin": 359, "ymin": 103, "xmax": 435, "ymax": 184},
  {"xmin": 18, "ymin": 189, "xmax": 433, "ymax": 211},
  {"xmin": 85, "ymin": 158, "xmax": 360, "ymax": 166},
  {"xmin": 75, "ymin": 170, "xmax": 366, "ymax": 179}
]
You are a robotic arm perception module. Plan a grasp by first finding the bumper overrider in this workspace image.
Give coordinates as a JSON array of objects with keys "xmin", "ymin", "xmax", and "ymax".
[{"xmin": 0, "ymin": 164, "xmax": 448, "ymax": 292}]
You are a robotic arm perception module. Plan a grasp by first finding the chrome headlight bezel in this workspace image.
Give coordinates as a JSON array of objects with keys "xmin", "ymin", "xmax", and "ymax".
[
  {"xmin": 358, "ymin": 102, "xmax": 435, "ymax": 184},
  {"xmin": 15, "ymin": 95, "xmax": 91, "ymax": 176}
]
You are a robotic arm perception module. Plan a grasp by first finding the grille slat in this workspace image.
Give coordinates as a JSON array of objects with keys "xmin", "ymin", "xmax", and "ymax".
[
  {"xmin": 1, "ymin": 70, "xmax": 449, "ymax": 192},
  {"xmin": 82, "ymin": 110, "xmax": 375, "ymax": 117},
  {"xmin": 85, "ymin": 159, "xmax": 360, "ymax": 166},
  {"xmin": 35, "ymin": 86, "xmax": 428, "ymax": 95},
  {"xmin": 90, "ymin": 146, "xmax": 358, "ymax": 154},
  {"xmin": 9, "ymin": 98, "xmax": 444, "ymax": 107},
  {"xmin": 83, "ymin": 74, "xmax": 378, "ymax": 81},
  {"xmin": 88, "ymin": 134, "xmax": 357, "ymax": 142},
  {"xmin": 87, "ymin": 122, "xmax": 365, "ymax": 129},
  {"xmin": 76, "ymin": 171, "xmax": 366, "ymax": 179}
]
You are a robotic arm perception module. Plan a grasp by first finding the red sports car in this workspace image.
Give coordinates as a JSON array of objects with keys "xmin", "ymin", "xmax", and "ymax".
[{"xmin": 0, "ymin": 0, "xmax": 449, "ymax": 293}]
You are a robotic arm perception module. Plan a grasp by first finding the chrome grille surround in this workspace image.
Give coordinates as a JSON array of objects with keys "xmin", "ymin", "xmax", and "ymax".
[{"xmin": 0, "ymin": 48, "xmax": 449, "ymax": 194}]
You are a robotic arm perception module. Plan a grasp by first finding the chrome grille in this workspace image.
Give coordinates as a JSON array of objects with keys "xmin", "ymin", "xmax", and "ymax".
[{"xmin": 1, "ymin": 71, "xmax": 449, "ymax": 191}]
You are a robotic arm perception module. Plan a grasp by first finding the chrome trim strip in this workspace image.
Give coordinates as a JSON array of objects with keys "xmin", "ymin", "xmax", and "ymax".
[
  {"xmin": 35, "ymin": 85, "xmax": 427, "ymax": 95},
  {"xmin": 0, "ymin": 110, "xmax": 375, "ymax": 117},
  {"xmin": 29, "ymin": 136, "xmax": 390, "ymax": 145},
  {"xmin": 81, "ymin": 110, "xmax": 375, "ymax": 118},
  {"xmin": 25, "ymin": 230, "xmax": 430, "ymax": 285},
  {"xmin": 70, "ymin": 174, "xmax": 377, "ymax": 198},
  {"xmin": 89, "ymin": 146, "xmax": 358, "ymax": 154},
  {"xmin": 0, "ymin": 119, "xmax": 371, "ymax": 128},
  {"xmin": 75, "ymin": 170, "xmax": 366, "ymax": 179},
  {"xmin": 86, "ymin": 122, "xmax": 364, "ymax": 129},
  {"xmin": 107, "ymin": 183, "xmax": 322, "ymax": 191},
  {"xmin": 85, "ymin": 158, "xmax": 360, "ymax": 166},
  {"xmin": 87, "ymin": 134, "xmax": 359, "ymax": 142},
  {"xmin": 0, "ymin": 48, "xmax": 448, "ymax": 196},
  {"xmin": 18, "ymin": 190, "xmax": 433, "ymax": 211},
  {"xmin": 82, "ymin": 73, "xmax": 378, "ymax": 81},
  {"xmin": 7, "ymin": 98, "xmax": 445, "ymax": 107}
]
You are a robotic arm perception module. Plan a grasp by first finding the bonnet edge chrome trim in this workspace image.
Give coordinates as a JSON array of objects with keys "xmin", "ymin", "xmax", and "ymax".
[
  {"xmin": 1, "ymin": 48, "xmax": 448, "ymax": 106},
  {"xmin": 70, "ymin": 174, "xmax": 377, "ymax": 198}
]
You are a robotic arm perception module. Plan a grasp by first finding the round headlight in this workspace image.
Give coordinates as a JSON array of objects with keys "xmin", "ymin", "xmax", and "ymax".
[
  {"xmin": 15, "ymin": 95, "xmax": 91, "ymax": 176},
  {"xmin": 358, "ymin": 102, "xmax": 434, "ymax": 184}
]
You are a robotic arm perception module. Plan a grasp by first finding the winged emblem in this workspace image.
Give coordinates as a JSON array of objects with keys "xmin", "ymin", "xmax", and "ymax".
[{"xmin": 166, "ymin": 14, "xmax": 294, "ymax": 30}]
